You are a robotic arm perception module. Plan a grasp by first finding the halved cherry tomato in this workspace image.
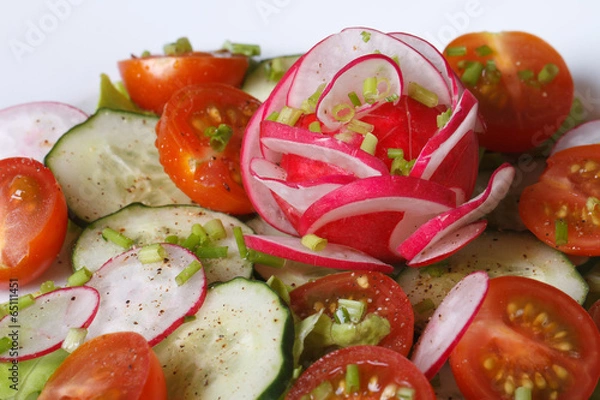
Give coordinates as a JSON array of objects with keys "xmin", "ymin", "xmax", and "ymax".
[
  {"xmin": 286, "ymin": 345, "xmax": 435, "ymax": 400},
  {"xmin": 39, "ymin": 331, "xmax": 167, "ymax": 400},
  {"xmin": 518, "ymin": 144, "xmax": 600, "ymax": 256},
  {"xmin": 589, "ymin": 299, "xmax": 600, "ymax": 331},
  {"xmin": 443, "ymin": 31, "xmax": 574, "ymax": 153},
  {"xmin": 118, "ymin": 51, "xmax": 249, "ymax": 114},
  {"xmin": 449, "ymin": 276, "xmax": 600, "ymax": 400},
  {"xmin": 289, "ymin": 271, "xmax": 414, "ymax": 364},
  {"xmin": 0, "ymin": 157, "xmax": 67, "ymax": 286},
  {"xmin": 156, "ymin": 83, "xmax": 261, "ymax": 215}
]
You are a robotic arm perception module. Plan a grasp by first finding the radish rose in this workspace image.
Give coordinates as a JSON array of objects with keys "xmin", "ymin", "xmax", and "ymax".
[{"xmin": 241, "ymin": 27, "xmax": 514, "ymax": 265}]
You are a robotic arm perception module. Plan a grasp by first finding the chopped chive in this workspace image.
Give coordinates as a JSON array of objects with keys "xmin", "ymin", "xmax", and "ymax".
[
  {"xmin": 347, "ymin": 119, "xmax": 374, "ymax": 135},
  {"xmin": 387, "ymin": 148, "xmax": 405, "ymax": 159},
  {"xmin": 62, "ymin": 327, "xmax": 87, "ymax": 353},
  {"xmin": 181, "ymin": 232, "xmax": 201, "ymax": 251},
  {"xmin": 232, "ymin": 226, "xmax": 248, "ymax": 259},
  {"xmin": 407, "ymin": 82, "xmax": 439, "ymax": 107},
  {"xmin": 461, "ymin": 61, "xmax": 484, "ymax": 86},
  {"xmin": 203, "ymin": 219, "xmax": 227, "ymax": 241},
  {"xmin": 309, "ymin": 381, "xmax": 334, "ymax": 400},
  {"xmin": 514, "ymin": 386, "xmax": 532, "ymax": 400},
  {"xmin": 475, "ymin": 44, "xmax": 493, "ymax": 56},
  {"xmin": 538, "ymin": 63, "xmax": 559, "ymax": 84},
  {"xmin": 204, "ymin": 123, "xmax": 233, "ymax": 152},
  {"xmin": 437, "ymin": 108, "xmax": 452, "ymax": 128},
  {"xmin": 301, "ymin": 84, "xmax": 325, "ymax": 113},
  {"xmin": 397, "ymin": 387, "xmax": 416, "ymax": 400},
  {"xmin": 345, "ymin": 364, "xmax": 360, "ymax": 394},
  {"xmin": 266, "ymin": 111, "xmax": 280, "ymax": 121},
  {"xmin": 195, "ymin": 245, "xmax": 228, "ymax": 259},
  {"xmin": 175, "ymin": 260, "xmax": 203, "ymax": 286},
  {"xmin": 360, "ymin": 30, "xmax": 371, "ymax": 43},
  {"xmin": 360, "ymin": 132, "xmax": 378, "ymax": 155},
  {"xmin": 390, "ymin": 155, "xmax": 415, "ymax": 176},
  {"xmin": 276, "ymin": 106, "xmax": 304, "ymax": 126},
  {"xmin": 67, "ymin": 267, "xmax": 93, "ymax": 287},
  {"xmin": 137, "ymin": 244, "xmax": 167, "ymax": 264},
  {"xmin": 337, "ymin": 298, "xmax": 366, "ymax": 323},
  {"xmin": 17, "ymin": 294, "xmax": 35, "ymax": 311},
  {"xmin": 332, "ymin": 103, "xmax": 355, "ymax": 122},
  {"xmin": 40, "ymin": 280, "xmax": 57, "ymax": 294},
  {"xmin": 246, "ymin": 249, "xmax": 285, "ymax": 268},
  {"xmin": 362, "ymin": 76, "xmax": 378, "ymax": 103},
  {"xmin": 555, "ymin": 219, "xmax": 568, "ymax": 246},
  {"xmin": 301, "ymin": 233, "xmax": 328, "ymax": 252},
  {"xmin": 101, "ymin": 227, "xmax": 133, "ymax": 249},
  {"xmin": 414, "ymin": 298, "xmax": 436, "ymax": 314},
  {"xmin": 445, "ymin": 46, "xmax": 467, "ymax": 57},
  {"xmin": 163, "ymin": 37, "xmax": 193, "ymax": 55},
  {"xmin": 0, "ymin": 336, "xmax": 11, "ymax": 354},
  {"xmin": 308, "ymin": 120, "xmax": 322, "ymax": 133},
  {"xmin": 222, "ymin": 40, "xmax": 261, "ymax": 57},
  {"xmin": 518, "ymin": 69, "xmax": 535, "ymax": 81},
  {"xmin": 266, "ymin": 58, "xmax": 285, "ymax": 82},
  {"xmin": 348, "ymin": 91, "xmax": 362, "ymax": 107},
  {"xmin": 266, "ymin": 275, "xmax": 291, "ymax": 305},
  {"xmin": 165, "ymin": 235, "xmax": 179, "ymax": 245}
]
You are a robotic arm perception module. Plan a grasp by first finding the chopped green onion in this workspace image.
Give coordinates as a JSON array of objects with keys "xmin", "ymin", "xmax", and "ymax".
[
  {"xmin": 514, "ymin": 386, "xmax": 532, "ymax": 400},
  {"xmin": 14, "ymin": 294, "xmax": 35, "ymax": 311},
  {"xmin": 204, "ymin": 123, "xmax": 233, "ymax": 152},
  {"xmin": 385, "ymin": 93, "xmax": 400, "ymax": 103},
  {"xmin": 0, "ymin": 336, "xmax": 11, "ymax": 354},
  {"xmin": 266, "ymin": 275, "xmax": 291, "ymax": 305},
  {"xmin": 276, "ymin": 106, "xmax": 304, "ymax": 126},
  {"xmin": 163, "ymin": 37, "xmax": 193, "ymax": 55},
  {"xmin": 414, "ymin": 298, "xmax": 436, "ymax": 314},
  {"xmin": 334, "ymin": 305, "xmax": 351, "ymax": 324},
  {"xmin": 62, "ymin": 328, "xmax": 88, "ymax": 353},
  {"xmin": 518, "ymin": 69, "xmax": 535, "ymax": 81},
  {"xmin": 265, "ymin": 58, "xmax": 285, "ymax": 82},
  {"xmin": 360, "ymin": 30, "xmax": 371, "ymax": 43},
  {"xmin": 337, "ymin": 298, "xmax": 366, "ymax": 323},
  {"xmin": 175, "ymin": 260, "xmax": 203, "ymax": 286},
  {"xmin": 137, "ymin": 244, "xmax": 167, "ymax": 264},
  {"xmin": 397, "ymin": 387, "xmax": 416, "ymax": 400},
  {"xmin": 67, "ymin": 267, "xmax": 93, "ymax": 287},
  {"xmin": 40, "ymin": 280, "xmax": 57, "ymax": 294},
  {"xmin": 165, "ymin": 235, "xmax": 179, "ymax": 245},
  {"xmin": 332, "ymin": 103, "xmax": 355, "ymax": 123},
  {"xmin": 246, "ymin": 249, "xmax": 285, "ymax": 268},
  {"xmin": 538, "ymin": 63, "xmax": 559, "ymax": 84},
  {"xmin": 266, "ymin": 111, "xmax": 280, "ymax": 121},
  {"xmin": 345, "ymin": 364, "xmax": 360, "ymax": 394},
  {"xmin": 308, "ymin": 121, "xmax": 322, "ymax": 133},
  {"xmin": 140, "ymin": 50, "xmax": 151, "ymax": 58},
  {"xmin": 347, "ymin": 119, "xmax": 374, "ymax": 135},
  {"xmin": 363, "ymin": 76, "xmax": 379, "ymax": 103},
  {"xmin": 555, "ymin": 219, "xmax": 568, "ymax": 246},
  {"xmin": 348, "ymin": 91, "xmax": 362, "ymax": 107},
  {"xmin": 437, "ymin": 108, "xmax": 452, "ymax": 128},
  {"xmin": 222, "ymin": 40, "xmax": 261, "ymax": 57},
  {"xmin": 301, "ymin": 233, "xmax": 328, "ymax": 252},
  {"xmin": 102, "ymin": 227, "xmax": 133, "ymax": 249},
  {"xmin": 420, "ymin": 264, "xmax": 446, "ymax": 278},
  {"xmin": 195, "ymin": 245, "xmax": 228, "ymax": 259},
  {"xmin": 0, "ymin": 305, "xmax": 6, "ymax": 320},
  {"xmin": 390, "ymin": 155, "xmax": 415, "ymax": 176},
  {"xmin": 445, "ymin": 46, "xmax": 467, "ymax": 57},
  {"xmin": 484, "ymin": 60, "xmax": 501, "ymax": 84},
  {"xmin": 461, "ymin": 61, "xmax": 484, "ymax": 86},
  {"xmin": 183, "ymin": 315, "xmax": 197, "ymax": 323},
  {"xmin": 359, "ymin": 132, "xmax": 378, "ymax": 155},
  {"xmin": 233, "ymin": 226, "xmax": 248, "ymax": 259},
  {"xmin": 301, "ymin": 84, "xmax": 325, "ymax": 113},
  {"xmin": 408, "ymin": 82, "xmax": 439, "ymax": 107},
  {"xmin": 475, "ymin": 44, "xmax": 493, "ymax": 56},
  {"xmin": 387, "ymin": 148, "xmax": 405, "ymax": 159},
  {"xmin": 309, "ymin": 381, "xmax": 334, "ymax": 400},
  {"xmin": 203, "ymin": 219, "xmax": 227, "ymax": 241}
]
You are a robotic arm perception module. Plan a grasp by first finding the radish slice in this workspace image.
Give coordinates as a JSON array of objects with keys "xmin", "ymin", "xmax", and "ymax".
[
  {"xmin": 551, "ymin": 119, "xmax": 600, "ymax": 155},
  {"xmin": 0, "ymin": 102, "xmax": 87, "ymax": 161},
  {"xmin": 0, "ymin": 286, "xmax": 99, "ymax": 362},
  {"xmin": 316, "ymin": 53, "xmax": 402, "ymax": 130},
  {"xmin": 399, "ymin": 163, "xmax": 515, "ymax": 266},
  {"xmin": 244, "ymin": 234, "xmax": 393, "ymax": 273},
  {"xmin": 85, "ymin": 244, "xmax": 207, "ymax": 346},
  {"xmin": 411, "ymin": 271, "xmax": 489, "ymax": 379}
]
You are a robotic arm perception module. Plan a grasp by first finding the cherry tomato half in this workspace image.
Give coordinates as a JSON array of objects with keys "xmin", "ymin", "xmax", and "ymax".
[
  {"xmin": 39, "ymin": 331, "xmax": 167, "ymax": 400},
  {"xmin": 289, "ymin": 271, "xmax": 414, "ymax": 364},
  {"xmin": 118, "ymin": 51, "xmax": 249, "ymax": 114},
  {"xmin": 156, "ymin": 83, "xmax": 261, "ymax": 215},
  {"xmin": 444, "ymin": 31, "xmax": 574, "ymax": 153},
  {"xmin": 450, "ymin": 276, "xmax": 600, "ymax": 400},
  {"xmin": 0, "ymin": 157, "xmax": 67, "ymax": 286},
  {"xmin": 286, "ymin": 345, "xmax": 435, "ymax": 400},
  {"xmin": 518, "ymin": 144, "xmax": 600, "ymax": 256}
]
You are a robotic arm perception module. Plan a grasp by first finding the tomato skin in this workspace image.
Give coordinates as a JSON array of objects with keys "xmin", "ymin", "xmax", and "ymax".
[
  {"xmin": 289, "ymin": 271, "xmax": 414, "ymax": 360},
  {"xmin": 450, "ymin": 276, "xmax": 600, "ymax": 400},
  {"xmin": 444, "ymin": 31, "xmax": 574, "ymax": 153},
  {"xmin": 519, "ymin": 144, "xmax": 600, "ymax": 256},
  {"xmin": 0, "ymin": 157, "xmax": 67, "ymax": 286},
  {"xmin": 156, "ymin": 83, "xmax": 261, "ymax": 215},
  {"xmin": 118, "ymin": 51, "xmax": 249, "ymax": 114},
  {"xmin": 589, "ymin": 299, "xmax": 600, "ymax": 331},
  {"xmin": 286, "ymin": 345, "xmax": 435, "ymax": 400},
  {"xmin": 39, "ymin": 332, "xmax": 167, "ymax": 400}
]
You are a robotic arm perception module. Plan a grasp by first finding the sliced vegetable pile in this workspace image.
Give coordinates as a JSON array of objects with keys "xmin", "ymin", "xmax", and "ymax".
[{"xmin": 0, "ymin": 28, "xmax": 599, "ymax": 400}]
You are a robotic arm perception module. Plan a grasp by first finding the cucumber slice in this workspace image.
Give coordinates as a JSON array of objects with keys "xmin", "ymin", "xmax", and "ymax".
[
  {"xmin": 154, "ymin": 277, "xmax": 294, "ymax": 400},
  {"xmin": 72, "ymin": 203, "xmax": 253, "ymax": 284},
  {"xmin": 45, "ymin": 108, "xmax": 191, "ymax": 224},
  {"xmin": 242, "ymin": 55, "xmax": 302, "ymax": 101},
  {"xmin": 396, "ymin": 230, "xmax": 589, "ymax": 333}
]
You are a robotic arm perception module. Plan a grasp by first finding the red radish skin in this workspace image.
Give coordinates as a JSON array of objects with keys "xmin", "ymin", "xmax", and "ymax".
[
  {"xmin": 0, "ymin": 286, "xmax": 100, "ymax": 362},
  {"xmin": 550, "ymin": 119, "xmax": 600, "ymax": 155}
]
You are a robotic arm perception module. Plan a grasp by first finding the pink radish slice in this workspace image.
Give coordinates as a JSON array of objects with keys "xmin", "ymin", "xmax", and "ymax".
[
  {"xmin": 411, "ymin": 271, "xmax": 489, "ymax": 379},
  {"xmin": 0, "ymin": 286, "xmax": 100, "ymax": 362},
  {"xmin": 399, "ymin": 163, "xmax": 515, "ymax": 266},
  {"xmin": 260, "ymin": 120, "xmax": 388, "ymax": 177},
  {"xmin": 85, "ymin": 244, "xmax": 207, "ymax": 346},
  {"xmin": 0, "ymin": 102, "xmax": 87, "ymax": 161},
  {"xmin": 244, "ymin": 234, "xmax": 393, "ymax": 272},
  {"xmin": 287, "ymin": 27, "xmax": 451, "ymax": 109},
  {"xmin": 550, "ymin": 119, "xmax": 600, "ymax": 155},
  {"xmin": 316, "ymin": 53, "xmax": 402, "ymax": 131}
]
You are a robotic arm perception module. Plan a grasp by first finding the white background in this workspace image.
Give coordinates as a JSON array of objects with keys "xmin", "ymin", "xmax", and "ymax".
[{"xmin": 1, "ymin": 0, "xmax": 600, "ymax": 119}]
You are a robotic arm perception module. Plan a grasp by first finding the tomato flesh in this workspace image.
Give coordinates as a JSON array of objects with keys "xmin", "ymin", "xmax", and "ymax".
[
  {"xmin": 519, "ymin": 144, "xmax": 600, "ymax": 256},
  {"xmin": 444, "ymin": 31, "xmax": 574, "ymax": 153},
  {"xmin": 39, "ymin": 331, "xmax": 167, "ymax": 400},
  {"xmin": 118, "ymin": 51, "xmax": 249, "ymax": 114},
  {"xmin": 0, "ymin": 157, "xmax": 67, "ymax": 286},
  {"xmin": 450, "ymin": 276, "xmax": 600, "ymax": 400},
  {"xmin": 156, "ymin": 83, "xmax": 261, "ymax": 215}
]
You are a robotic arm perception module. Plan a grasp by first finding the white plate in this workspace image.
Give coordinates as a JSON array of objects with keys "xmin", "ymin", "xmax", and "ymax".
[{"xmin": 1, "ymin": 0, "xmax": 600, "ymax": 119}]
